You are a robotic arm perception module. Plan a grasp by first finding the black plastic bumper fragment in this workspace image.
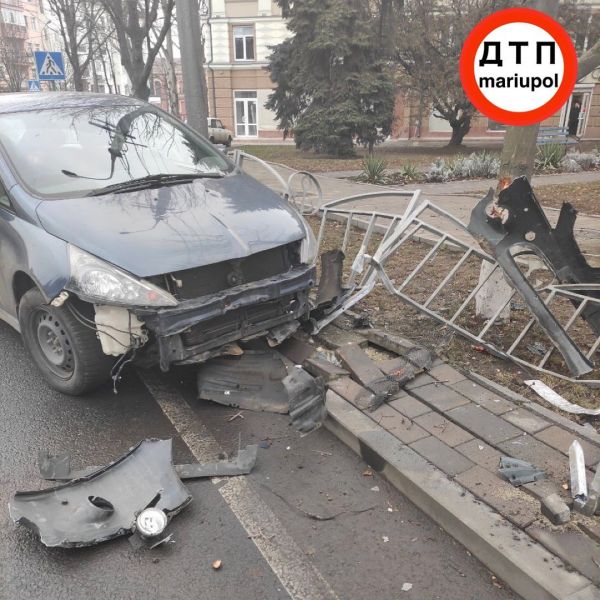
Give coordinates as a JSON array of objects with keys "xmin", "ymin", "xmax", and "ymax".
[
  {"xmin": 468, "ymin": 177, "xmax": 596, "ymax": 377},
  {"xmin": 10, "ymin": 439, "xmax": 191, "ymax": 548},
  {"xmin": 37, "ymin": 444, "xmax": 259, "ymax": 482}
]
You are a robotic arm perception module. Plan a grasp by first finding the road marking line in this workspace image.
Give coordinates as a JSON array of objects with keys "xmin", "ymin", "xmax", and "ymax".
[{"xmin": 140, "ymin": 371, "xmax": 339, "ymax": 600}]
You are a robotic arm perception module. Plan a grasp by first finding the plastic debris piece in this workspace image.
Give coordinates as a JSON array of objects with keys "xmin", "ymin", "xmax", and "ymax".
[
  {"xmin": 401, "ymin": 583, "xmax": 413, "ymax": 592},
  {"xmin": 10, "ymin": 439, "xmax": 191, "ymax": 548},
  {"xmin": 524, "ymin": 380, "xmax": 600, "ymax": 416},
  {"xmin": 498, "ymin": 457, "xmax": 546, "ymax": 486},
  {"xmin": 212, "ymin": 559, "xmax": 222, "ymax": 570}
]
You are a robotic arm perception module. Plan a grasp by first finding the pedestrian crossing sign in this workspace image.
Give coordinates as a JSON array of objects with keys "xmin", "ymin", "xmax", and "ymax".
[
  {"xmin": 34, "ymin": 51, "xmax": 65, "ymax": 81},
  {"xmin": 28, "ymin": 79, "xmax": 41, "ymax": 92}
]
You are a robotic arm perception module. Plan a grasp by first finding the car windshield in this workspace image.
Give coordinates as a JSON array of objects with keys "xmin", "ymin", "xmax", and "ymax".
[{"xmin": 0, "ymin": 104, "xmax": 234, "ymax": 197}]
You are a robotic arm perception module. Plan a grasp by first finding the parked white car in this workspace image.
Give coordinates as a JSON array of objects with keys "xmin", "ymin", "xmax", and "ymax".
[{"xmin": 208, "ymin": 118, "xmax": 233, "ymax": 146}]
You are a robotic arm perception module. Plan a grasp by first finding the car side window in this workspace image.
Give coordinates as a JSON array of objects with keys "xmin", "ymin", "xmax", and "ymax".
[{"xmin": 0, "ymin": 180, "xmax": 10, "ymax": 210}]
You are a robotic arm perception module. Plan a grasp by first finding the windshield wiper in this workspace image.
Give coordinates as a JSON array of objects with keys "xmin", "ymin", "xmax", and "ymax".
[{"xmin": 87, "ymin": 172, "xmax": 224, "ymax": 196}]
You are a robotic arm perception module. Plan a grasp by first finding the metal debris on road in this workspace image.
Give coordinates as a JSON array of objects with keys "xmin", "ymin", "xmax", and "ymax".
[
  {"xmin": 498, "ymin": 457, "xmax": 546, "ymax": 486},
  {"xmin": 227, "ymin": 411, "xmax": 245, "ymax": 422},
  {"xmin": 524, "ymin": 380, "xmax": 600, "ymax": 416},
  {"xmin": 569, "ymin": 440, "xmax": 588, "ymax": 509}
]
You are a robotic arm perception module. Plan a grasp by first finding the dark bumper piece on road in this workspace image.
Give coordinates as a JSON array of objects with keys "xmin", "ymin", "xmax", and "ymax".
[
  {"xmin": 197, "ymin": 350, "xmax": 291, "ymax": 413},
  {"xmin": 11, "ymin": 439, "xmax": 191, "ymax": 548},
  {"xmin": 284, "ymin": 367, "xmax": 327, "ymax": 435},
  {"xmin": 38, "ymin": 445, "xmax": 259, "ymax": 482}
]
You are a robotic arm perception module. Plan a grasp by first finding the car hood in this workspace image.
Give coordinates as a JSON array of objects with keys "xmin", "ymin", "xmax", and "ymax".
[{"xmin": 35, "ymin": 173, "xmax": 307, "ymax": 277}]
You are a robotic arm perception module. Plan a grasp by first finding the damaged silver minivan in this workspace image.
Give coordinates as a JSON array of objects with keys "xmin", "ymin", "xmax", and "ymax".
[{"xmin": 0, "ymin": 93, "xmax": 317, "ymax": 394}]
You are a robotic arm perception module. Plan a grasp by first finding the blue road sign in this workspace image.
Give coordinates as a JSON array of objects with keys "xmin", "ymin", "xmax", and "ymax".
[
  {"xmin": 34, "ymin": 51, "xmax": 65, "ymax": 81},
  {"xmin": 28, "ymin": 79, "xmax": 41, "ymax": 92}
]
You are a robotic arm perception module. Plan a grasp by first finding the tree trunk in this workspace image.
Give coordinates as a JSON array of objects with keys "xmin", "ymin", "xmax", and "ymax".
[
  {"xmin": 475, "ymin": 0, "xmax": 559, "ymax": 320},
  {"xmin": 176, "ymin": 0, "xmax": 209, "ymax": 136},
  {"xmin": 72, "ymin": 64, "xmax": 84, "ymax": 91},
  {"xmin": 497, "ymin": 125, "xmax": 540, "ymax": 189},
  {"xmin": 447, "ymin": 115, "xmax": 471, "ymax": 146},
  {"xmin": 161, "ymin": 12, "xmax": 180, "ymax": 118}
]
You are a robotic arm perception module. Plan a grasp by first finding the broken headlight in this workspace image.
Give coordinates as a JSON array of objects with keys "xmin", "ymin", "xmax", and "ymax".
[
  {"xmin": 67, "ymin": 245, "xmax": 178, "ymax": 307},
  {"xmin": 299, "ymin": 219, "xmax": 319, "ymax": 265}
]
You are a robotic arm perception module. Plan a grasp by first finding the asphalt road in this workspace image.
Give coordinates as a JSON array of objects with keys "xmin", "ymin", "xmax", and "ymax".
[{"xmin": 0, "ymin": 320, "xmax": 520, "ymax": 600}]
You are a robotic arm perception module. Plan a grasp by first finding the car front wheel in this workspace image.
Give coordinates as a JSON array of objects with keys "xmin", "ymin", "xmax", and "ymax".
[{"xmin": 18, "ymin": 288, "xmax": 113, "ymax": 395}]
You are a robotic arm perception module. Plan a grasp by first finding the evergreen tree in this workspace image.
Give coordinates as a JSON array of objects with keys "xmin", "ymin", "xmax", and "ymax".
[{"xmin": 267, "ymin": 0, "xmax": 395, "ymax": 156}]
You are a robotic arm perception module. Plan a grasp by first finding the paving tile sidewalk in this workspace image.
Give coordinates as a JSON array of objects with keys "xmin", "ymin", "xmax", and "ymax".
[{"xmin": 324, "ymin": 337, "xmax": 600, "ymax": 589}]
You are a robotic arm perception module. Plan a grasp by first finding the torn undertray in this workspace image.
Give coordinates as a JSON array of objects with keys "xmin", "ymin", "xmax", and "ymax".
[{"xmin": 196, "ymin": 349, "xmax": 326, "ymax": 434}]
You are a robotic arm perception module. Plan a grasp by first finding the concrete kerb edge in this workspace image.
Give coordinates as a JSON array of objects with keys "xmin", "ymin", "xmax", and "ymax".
[
  {"xmin": 324, "ymin": 391, "xmax": 596, "ymax": 600},
  {"xmin": 465, "ymin": 371, "xmax": 600, "ymax": 448}
]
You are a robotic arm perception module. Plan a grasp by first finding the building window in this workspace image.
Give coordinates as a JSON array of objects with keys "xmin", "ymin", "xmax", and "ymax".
[
  {"xmin": 233, "ymin": 26, "xmax": 255, "ymax": 61},
  {"xmin": 153, "ymin": 80, "xmax": 162, "ymax": 98}
]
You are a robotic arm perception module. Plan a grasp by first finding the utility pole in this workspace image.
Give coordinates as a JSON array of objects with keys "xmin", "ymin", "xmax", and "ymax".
[{"xmin": 175, "ymin": 0, "xmax": 209, "ymax": 137}]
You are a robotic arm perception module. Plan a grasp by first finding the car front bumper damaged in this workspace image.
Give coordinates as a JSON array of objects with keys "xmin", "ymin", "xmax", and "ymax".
[{"xmin": 136, "ymin": 265, "xmax": 316, "ymax": 371}]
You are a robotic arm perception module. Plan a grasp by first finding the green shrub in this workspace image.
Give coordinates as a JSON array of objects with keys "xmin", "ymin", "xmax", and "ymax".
[
  {"xmin": 360, "ymin": 155, "xmax": 388, "ymax": 184},
  {"xmin": 535, "ymin": 143, "xmax": 566, "ymax": 171},
  {"xmin": 399, "ymin": 163, "xmax": 421, "ymax": 181},
  {"xmin": 424, "ymin": 152, "xmax": 499, "ymax": 182}
]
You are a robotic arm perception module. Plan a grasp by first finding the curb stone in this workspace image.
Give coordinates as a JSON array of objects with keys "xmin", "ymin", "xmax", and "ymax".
[
  {"xmin": 324, "ymin": 390, "xmax": 598, "ymax": 600},
  {"xmin": 464, "ymin": 371, "xmax": 600, "ymax": 448}
]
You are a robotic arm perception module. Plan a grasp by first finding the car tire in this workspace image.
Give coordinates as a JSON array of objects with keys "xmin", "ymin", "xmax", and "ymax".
[
  {"xmin": 209, "ymin": 136, "xmax": 215, "ymax": 144},
  {"xmin": 225, "ymin": 136, "xmax": 232, "ymax": 147},
  {"xmin": 18, "ymin": 288, "xmax": 113, "ymax": 395}
]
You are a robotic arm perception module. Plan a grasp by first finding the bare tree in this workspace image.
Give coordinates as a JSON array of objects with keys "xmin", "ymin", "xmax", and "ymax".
[
  {"xmin": 46, "ymin": 0, "xmax": 109, "ymax": 91},
  {"xmin": 100, "ymin": 0, "xmax": 175, "ymax": 100},
  {"xmin": 156, "ymin": 0, "xmax": 180, "ymax": 117},
  {"xmin": 0, "ymin": 23, "xmax": 29, "ymax": 92},
  {"xmin": 396, "ymin": 0, "xmax": 510, "ymax": 146}
]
